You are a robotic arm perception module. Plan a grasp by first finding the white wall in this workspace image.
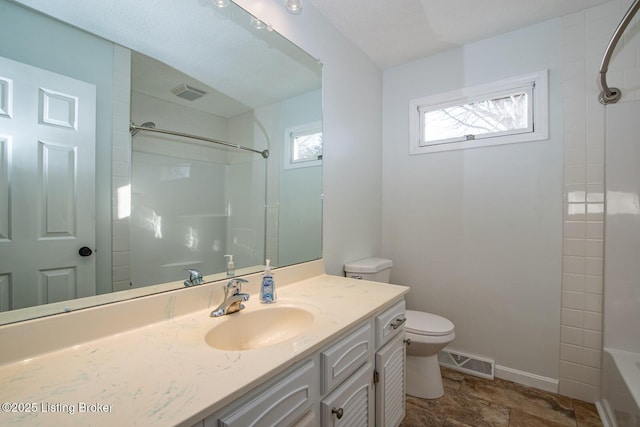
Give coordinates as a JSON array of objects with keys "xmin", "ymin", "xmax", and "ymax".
[{"xmin": 382, "ymin": 20, "xmax": 564, "ymax": 383}]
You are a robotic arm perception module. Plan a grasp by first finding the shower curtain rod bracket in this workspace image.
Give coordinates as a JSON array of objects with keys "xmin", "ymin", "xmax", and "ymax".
[{"xmin": 597, "ymin": 0, "xmax": 640, "ymax": 105}]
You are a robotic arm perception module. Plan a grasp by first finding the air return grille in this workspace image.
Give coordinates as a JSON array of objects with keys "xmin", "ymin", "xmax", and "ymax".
[{"xmin": 438, "ymin": 350, "xmax": 495, "ymax": 379}]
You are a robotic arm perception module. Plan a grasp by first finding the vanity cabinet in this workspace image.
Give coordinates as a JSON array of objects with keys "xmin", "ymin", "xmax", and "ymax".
[
  {"xmin": 202, "ymin": 298, "xmax": 405, "ymax": 427},
  {"xmin": 205, "ymin": 359, "xmax": 318, "ymax": 427}
]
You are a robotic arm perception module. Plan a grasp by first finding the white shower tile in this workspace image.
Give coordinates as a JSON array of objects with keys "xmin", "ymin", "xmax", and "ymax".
[
  {"xmin": 583, "ymin": 311, "xmax": 602, "ymax": 331},
  {"xmin": 586, "ymin": 203, "xmax": 604, "ymax": 221},
  {"xmin": 585, "ymin": 257, "xmax": 603, "ymax": 276},
  {"xmin": 563, "ymin": 238, "xmax": 586, "ymax": 257},
  {"xmin": 583, "ymin": 330, "xmax": 602, "ymax": 350},
  {"xmin": 562, "ymin": 291, "xmax": 585, "ymax": 310},
  {"xmin": 561, "ymin": 343, "xmax": 583, "ymax": 364},
  {"xmin": 565, "ymin": 185, "xmax": 586, "ymax": 203},
  {"xmin": 564, "ymin": 221, "xmax": 586, "ymax": 238},
  {"xmin": 586, "ymin": 221, "xmax": 604, "ymax": 239},
  {"xmin": 583, "ymin": 364, "xmax": 601, "ymax": 384},
  {"xmin": 586, "ymin": 164, "xmax": 604, "ymax": 184},
  {"xmin": 561, "ymin": 325, "xmax": 583, "ymax": 346},
  {"xmin": 586, "ymin": 239, "xmax": 603, "ymax": 258},
  {"xmin": 562, "ymin": 273, "xmax": 585, "ymax": 291},
  {"xmin": 560, "ymin": 360, "xmax": 584, "ymax": 382},
  {"xmin": 562, "ymin": 308, "xmax": 584, "ymax": 328},
  {"xmin": 586, "ymin": 184, "xmax": 604, "ymax": 203},
  {"xmin": 563, "ymin": 256, "xmax": 586, "ymax": 274},
  {"xmin": 564, "ymin": 203, "xmax": 586, "ymax": 221},
  {"xmin": 559, "ymin": 378, "xmax": 582, "ymax": 400},
  {"xmin": 584, "ymin": 293, "xmax": 603, "ymax": 313},
  {"xmin": 585, "ymin": 275, "xmax": 603, "ymax": 294}
]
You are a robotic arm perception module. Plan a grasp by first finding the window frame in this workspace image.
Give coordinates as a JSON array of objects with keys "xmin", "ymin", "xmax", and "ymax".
[
  {"xmin": 283, "ymin": 121, "xmax": 322, "ymax": 170},
  {"xmin": 409, "ymin": 70, "xmax": 548, "ymax": 154}
]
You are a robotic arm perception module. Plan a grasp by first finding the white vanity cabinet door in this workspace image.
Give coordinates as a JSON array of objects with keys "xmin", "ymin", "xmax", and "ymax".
[
  {"xmin": 320, "ymin": 320, "xmax": 373, "ymax": 394},
  {"xmin": 211, "ymin": 359, "xmax": 316, "ymax": 427},
  {"xmin": 321, "ymin": 362, "xmax": 374, "ymax": 427},
  {"xmin": 375, "ymin": 332, "xmax": 406, "ymax": 427},
  {"xmin": 375, "ymin": 299, "xmax": 406, "ymax": 348}
]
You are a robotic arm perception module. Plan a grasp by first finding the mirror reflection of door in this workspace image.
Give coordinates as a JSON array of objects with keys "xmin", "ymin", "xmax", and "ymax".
[{"xmin": 0, "ymin": 55, "xmax": 96, "ymax": 311}]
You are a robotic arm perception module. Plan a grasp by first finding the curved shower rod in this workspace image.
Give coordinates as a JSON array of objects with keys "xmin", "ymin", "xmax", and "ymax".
[
  {"xmin": 598, "ymin": 0, "xmax": 640, "ymax": 104},
  {"xmin": 129, "ymin": 123, "xmax": 270, "ymax": 159}
]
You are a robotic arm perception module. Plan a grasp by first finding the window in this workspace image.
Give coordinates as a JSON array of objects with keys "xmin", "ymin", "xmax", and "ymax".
[
  {"xmin": 409, "ymin": 71, "xmax": 548, "ymax": 154},
  {"xmin": 284, "ymin": 122, "xmax": 322, "ymax": 169}
]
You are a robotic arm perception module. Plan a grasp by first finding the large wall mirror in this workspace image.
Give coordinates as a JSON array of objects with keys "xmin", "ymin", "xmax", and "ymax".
[{"xmin": 0, "ymin": 0, "xmax": 322, "ymax": 325}]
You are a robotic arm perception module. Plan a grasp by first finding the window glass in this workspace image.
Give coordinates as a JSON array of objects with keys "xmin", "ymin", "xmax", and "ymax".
[
  {"xmin": 409, "ymin": 71, "xmax": 548, "ymax": 154},
  {"xmin": 292, "ymin": 131, "xmax": 322, "ymax": 163}
]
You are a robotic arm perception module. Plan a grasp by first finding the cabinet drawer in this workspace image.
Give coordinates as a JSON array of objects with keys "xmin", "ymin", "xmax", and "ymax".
[
  {"xmin": 321, "ymin": 362, "xmax": 374, "ymax": 427},
  {"xmin": 215, "ymin": 359, "xmax": 316, "ymax": 427},
  {"xmin": 375, "ymin": 299, "xmax": 406, "ymax": 348},
  {"xmin": 321, "ymin": 321, "xmax": 372, "ymax": 394}
]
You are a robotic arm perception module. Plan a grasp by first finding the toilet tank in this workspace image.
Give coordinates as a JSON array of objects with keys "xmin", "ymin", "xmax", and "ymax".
[{"xmin": 344, "ymin": 257, "xmax": 393, "ymax": 283}]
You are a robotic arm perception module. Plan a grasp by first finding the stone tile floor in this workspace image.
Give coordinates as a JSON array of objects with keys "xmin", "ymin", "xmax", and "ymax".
[{"xmin": 401, "ymin": 368, "xmax": 603, "ymax": 427}]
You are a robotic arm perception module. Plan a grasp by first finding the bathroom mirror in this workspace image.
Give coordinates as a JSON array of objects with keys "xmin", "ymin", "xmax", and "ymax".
[{"xmin": 0, "ymin": 0, "xmax": 322, "ymax": 324}]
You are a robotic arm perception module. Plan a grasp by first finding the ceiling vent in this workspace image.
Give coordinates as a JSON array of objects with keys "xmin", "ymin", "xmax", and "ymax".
[{"xmin": 170, "ymin": 84, "xmax": 207, "ymax": 101}]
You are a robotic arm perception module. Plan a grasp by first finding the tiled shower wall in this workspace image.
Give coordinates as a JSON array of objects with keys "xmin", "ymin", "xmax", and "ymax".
[{"xmin": 560, "ymin": 0, "xmax": 640, "ymax": 402}]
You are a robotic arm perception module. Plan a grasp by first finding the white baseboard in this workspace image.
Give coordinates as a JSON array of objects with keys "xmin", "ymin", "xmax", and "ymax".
[{"xmin": 494, "ymin": 365, "xmax": 559, "ymax": 393}]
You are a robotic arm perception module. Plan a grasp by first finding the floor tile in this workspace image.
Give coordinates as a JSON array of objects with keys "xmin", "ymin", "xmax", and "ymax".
[{"xmin": 402, "ymin": 368, "xmax": 603, "ymax": 427}]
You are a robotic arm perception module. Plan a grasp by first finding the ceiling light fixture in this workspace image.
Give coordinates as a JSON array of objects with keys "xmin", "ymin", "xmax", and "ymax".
[
  {"xmin": 213, "ymin": 0, "xmax": 229, "ymax": 7},
  {"xmin": 250, "ymin": 17, "xmax": 267, "ymax": 30},
  {"xmin": 285, "ymin": 0, "xmax": 302, "ymax": 15}
]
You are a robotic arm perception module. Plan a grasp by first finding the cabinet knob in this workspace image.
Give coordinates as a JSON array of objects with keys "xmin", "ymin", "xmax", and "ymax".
[
  {"xmin": 404, "ymin": 338, "xmax": 412, "ymax": 346},
  {"xmin": 331, "ymin": 407, "xmax": 344, "ymax": 419}
]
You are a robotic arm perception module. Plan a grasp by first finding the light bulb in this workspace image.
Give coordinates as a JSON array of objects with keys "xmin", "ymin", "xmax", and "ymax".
[{"xmin": 285, "ymin": 0, "xmax": 302, "ymax": 15}]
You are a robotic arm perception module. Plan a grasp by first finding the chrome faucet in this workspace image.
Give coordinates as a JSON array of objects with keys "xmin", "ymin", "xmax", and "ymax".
[
  {"xmin": 211, "ymin": 278, "xmax": 250, "ymax": 317},
  {"xmin": 184, "ymin": 268, "xmax": 204, "ymax": 287}
]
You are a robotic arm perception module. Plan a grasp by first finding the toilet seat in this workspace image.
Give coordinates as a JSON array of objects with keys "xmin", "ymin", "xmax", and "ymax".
[{"xmin": 405, "ymin": 309, "xmax": 454, "ymax": 337}]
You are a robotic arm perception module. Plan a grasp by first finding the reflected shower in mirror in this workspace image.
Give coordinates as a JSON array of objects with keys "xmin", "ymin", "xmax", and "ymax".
[{"xmin": 0, "ymin": 0, "xmax": 322, "ymax": 325}]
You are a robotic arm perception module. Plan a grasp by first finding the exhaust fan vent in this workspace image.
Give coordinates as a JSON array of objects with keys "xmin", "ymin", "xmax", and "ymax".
[{"xmin": 171, "ymin": 84, "xmax": 207, "ymax": 101}]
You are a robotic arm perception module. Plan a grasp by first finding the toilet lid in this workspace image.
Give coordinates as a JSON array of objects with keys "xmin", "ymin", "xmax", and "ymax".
[{"xmin": 405, "ymin": 310, "xmax": 454, "ymax": 336}]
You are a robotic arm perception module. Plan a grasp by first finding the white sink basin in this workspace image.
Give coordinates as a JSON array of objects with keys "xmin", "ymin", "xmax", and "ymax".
[{"xmin": 204, "ymin": 306, "xmax": 315, "ymax": 351}]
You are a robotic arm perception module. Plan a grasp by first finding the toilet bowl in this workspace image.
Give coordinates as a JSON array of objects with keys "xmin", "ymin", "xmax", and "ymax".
[
  {"xmin": 343, "ymin": 257, "xmax": 456, "ymax": 400},
  {"xmin": 405, "ymin": 309, "xmax": 455, "ymax": 399}
]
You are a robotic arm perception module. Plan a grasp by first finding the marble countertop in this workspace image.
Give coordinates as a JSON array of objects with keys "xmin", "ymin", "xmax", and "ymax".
[{"xmin": 0, "ymin": 269, "xmax": 408, "ymax": 426}]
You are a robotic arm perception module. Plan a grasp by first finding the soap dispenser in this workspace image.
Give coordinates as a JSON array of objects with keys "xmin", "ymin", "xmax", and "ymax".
[
  {"xmin": 259, "ymin": 259, "xmax": 276, "ymax": 303},
  {"xmin": 224, "ymin": 254, "xmax": 235, "ymax": 277}
]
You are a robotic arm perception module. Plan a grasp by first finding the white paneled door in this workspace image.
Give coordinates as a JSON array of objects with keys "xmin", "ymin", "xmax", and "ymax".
[{"xmin": 0, "ymin": 55, "xmax": 96, "ymax": 311}]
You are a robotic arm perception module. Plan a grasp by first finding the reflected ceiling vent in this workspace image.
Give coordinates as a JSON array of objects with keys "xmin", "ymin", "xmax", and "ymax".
[{"xmin": 170, "ymin": 84, "xmax": 207, "ymax": 101}]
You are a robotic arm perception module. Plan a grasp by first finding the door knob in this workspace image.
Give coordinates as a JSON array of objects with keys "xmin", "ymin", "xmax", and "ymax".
[{"xmin": 78, "ymin": 246, "xmax": 93, "ymax": 257}]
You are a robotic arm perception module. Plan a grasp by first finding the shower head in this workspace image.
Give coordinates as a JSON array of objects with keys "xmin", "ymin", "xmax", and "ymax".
[{"xmin": 130, "ymin": 121, "xmax": 156, "ymax": 137}]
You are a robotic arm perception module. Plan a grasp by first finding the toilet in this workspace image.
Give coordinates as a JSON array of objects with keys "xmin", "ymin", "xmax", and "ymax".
[{"xmin": 344, "ymin": 257, "xmax": 455, "ymax": 399}]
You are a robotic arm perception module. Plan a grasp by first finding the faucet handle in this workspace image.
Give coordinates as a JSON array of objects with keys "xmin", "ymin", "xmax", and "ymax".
[
  {"xmin": 225, "ymin": 277, "xmax": 248, "ymax": 295},
  {"xmin": 184, "ymin": 268, "xmax": 203, "ymax": 287}
]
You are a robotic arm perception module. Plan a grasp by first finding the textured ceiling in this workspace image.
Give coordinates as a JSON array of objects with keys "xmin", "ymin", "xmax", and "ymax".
[{"xmin": 308, "ymin": 0, "xmax": 616, "ymax": 69}]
